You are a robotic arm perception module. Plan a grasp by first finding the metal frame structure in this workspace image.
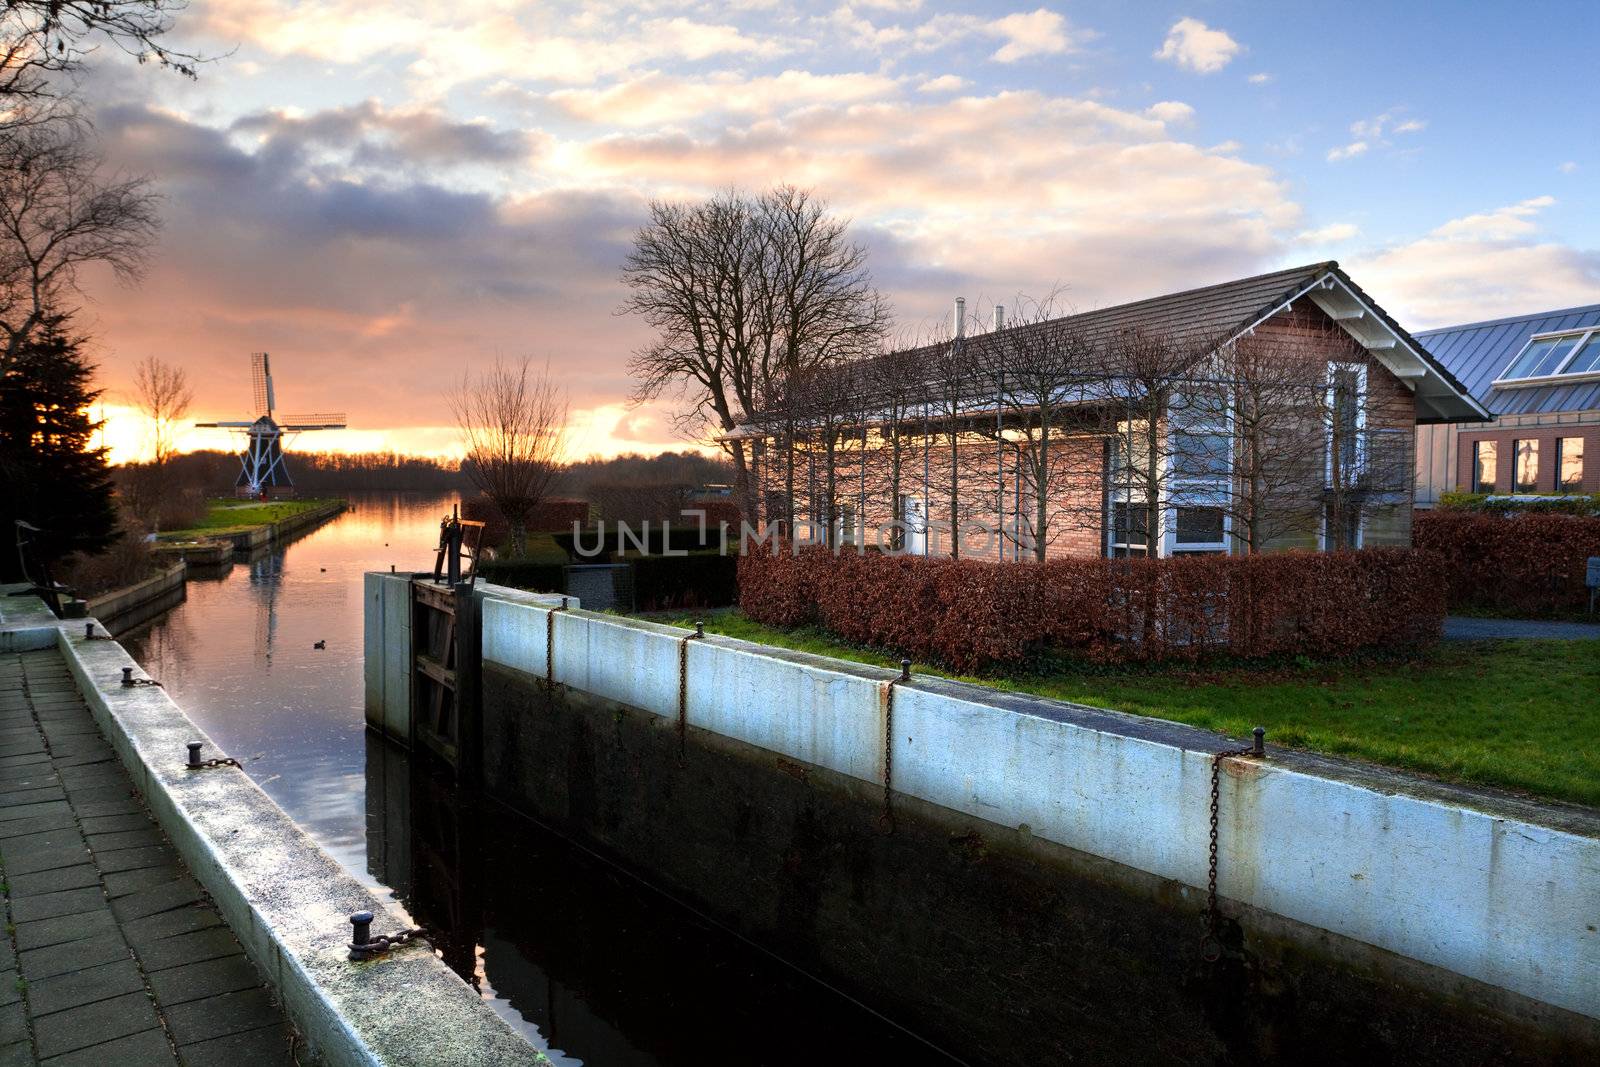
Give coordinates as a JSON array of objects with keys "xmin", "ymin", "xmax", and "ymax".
[{"xmin": 195, "ymin": 353, "xmax": 347, "ymax": 497}]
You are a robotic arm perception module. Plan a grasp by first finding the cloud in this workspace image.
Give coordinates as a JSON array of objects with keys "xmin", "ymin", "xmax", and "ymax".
[
  {"xmin": 1144, "ymin": 100, "xmax": 1195, "ymax": 126},
  {"xmin": 1559, "ymin": 161, "xmax": 1579, "ymax": 174},
  {"xmin": 1331, "ymin": 109, "xmax": 1426, "ymax": 160},
  {"xmin": 1154, "ymin": 18, "xmax": 1242, "ymax": 74},
  {"xmin": 82, "ymin": 100, "xmax": 670, "ymax": 456},
  {"xmin": 229, "ymin": 99, "xmax": 538, "ymax": 169},
  {"xmin": 1295, "ymin": 222, "xmax": 1359, "ymax": 244},
  {"xmin": 1247, "ymin": 72, "xmax": 1272, "ymax": 85},
  {"xmin": 987, "ymin": 8, "xmax": 1076, "ymax": 62},
  {"xmin": 577, "ymin": 89, "xmax": 1299, "ymax": 307},
  {"xmin": 548, "ymin": 70, "xmax": 903, "ymax": 126},
  {"xmin": 1357, "ymin": 196, "xmax": 1600, "ymax": 328},
  {"xmin": 918, "ymin": 74, "xmax": 969, "ymax": 93},
  {"xmin": 1326, "ymin": 141, "xmax": 1368, "ymax": 162},
  {"xmin": 191, "ymin": 2, "xmax": 792, "ymax": 88}
]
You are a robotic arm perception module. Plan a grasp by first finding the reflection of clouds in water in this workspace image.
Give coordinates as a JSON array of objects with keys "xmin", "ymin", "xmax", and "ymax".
[{"xmin": 120, "ymin": 492, "xmax": 459, "ymax": 888}]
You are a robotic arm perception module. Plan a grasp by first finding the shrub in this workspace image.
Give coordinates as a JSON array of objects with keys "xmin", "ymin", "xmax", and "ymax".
[
  {"xmin": 737, "ymin": 547, "xmax": 1444, "ymax": 672},
  {"xmin": 1413, "ymin": 509, "xmax": 1600, "ymax": 616},
  {"xmin": 630, "ymin": 551, "xmax": 738, "ymax": 612},
  {"xmin": 477, "ymin": 558, "xmax": 566, "ymax": 593},
  {"xmin": 1437, "ymin": 491, "xmax": 1600, "ymax": 517},
  {"xmin": 461, "ymin": 496, "xmax": 592, "ymax": 548}
]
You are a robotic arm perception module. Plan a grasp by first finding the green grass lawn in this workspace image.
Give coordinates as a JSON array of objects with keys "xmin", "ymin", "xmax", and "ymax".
[
  {"xmin": 159, "ymin": 498, "xmax": 340, "ymax": 539},
  {"xmin": 652, "ymin": 610, "xmax": 1600, "ymax": 807}
]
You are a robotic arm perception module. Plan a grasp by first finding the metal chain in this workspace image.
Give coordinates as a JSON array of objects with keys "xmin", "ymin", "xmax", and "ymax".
[
  {"xmin": 1201, "ymin": 744, "xmax": 1256, "ymax": 962},
  {"xmin": 677, "ymin": 623, "xmax": 703, "ymax": 754},
  {"xmin": 121, "ymin": 677, "xmax": 164, "ymax": 688},
  {"xmin": 544, "ymin": 599, "xmax": 567, "ymax": 692},
  {"xmin": 188, "ymin": 757, "xmax": 243, "ymax": 771},
  {"xmin": 878, "ymin": 660, "xmax": 909, "ymax": 834},
  {"xmin": 349, "ymin": 927, "xmax": 431, "ymax": 961}
]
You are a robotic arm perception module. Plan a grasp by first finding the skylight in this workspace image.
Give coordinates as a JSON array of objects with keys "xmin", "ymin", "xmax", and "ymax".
[{"xmin": 1495, "ymin": 327, "xmax": 1600, "ymax": 385}]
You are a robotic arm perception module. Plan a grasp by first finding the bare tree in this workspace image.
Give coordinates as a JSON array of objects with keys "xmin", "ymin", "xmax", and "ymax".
[
  {"xmin": 0, "ymin": 1, "xmax": 202, "ymax": 101},
  {"xmin": 0, "ymin": 113, "xmax": 160, "ymax": 370},
  {"xmin": 132, "ymin": 354, "xmax": 190, "ymax": 467},
  {"xmin": 968, "ymin": 297, "xmax": 1104, "ymax": 561},
  {"xmin": 620, "ymin": 186, "xmax": 888, "ymax": 522},
  {"xmin": 448, "ymin": 357, "xmax": 569, "ymax": 557},
  {"xmin": 1200, "ymin": 328, "xmax": 1331, "ymax": 553},
  {"xmin": 1092, "ymin": 328, "xmax": 1211, "ymax": 560}
]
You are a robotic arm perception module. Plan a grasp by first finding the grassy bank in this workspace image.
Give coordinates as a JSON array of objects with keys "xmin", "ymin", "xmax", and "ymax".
[
  {"xmin": 652, "ymin": 610, "xmax": 1600, "ymax": 808},
  {"xmin": 158, "ymin": 498, "xmax": 341, "ymax": 540}
]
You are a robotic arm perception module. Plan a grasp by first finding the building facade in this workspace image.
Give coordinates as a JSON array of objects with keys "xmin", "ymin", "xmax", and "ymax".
[
  {"xmin": 1414, "ymin": 304, "xmax": 1600, "ymax": 505},
  {"xmin": 743, "ymin": 263, "xmax": 1485, "ymax": 560}
]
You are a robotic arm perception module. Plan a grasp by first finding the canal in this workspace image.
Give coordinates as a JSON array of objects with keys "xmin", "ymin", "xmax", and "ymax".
[{"xmin": 121, "ymin": 492, "xmax": 952, "ymax": 1065}]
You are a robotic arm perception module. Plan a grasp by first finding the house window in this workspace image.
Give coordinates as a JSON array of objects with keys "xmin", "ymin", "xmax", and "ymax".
[
  {"xmin": 1108, "ymin": 501, "xmax": 1150, "ymax": 558},
  {"xmin": 1567, "ymin": 335, "xmax": 1600, "ymax": 375},
  {"xmin": 1472, "ymin": 440, "xmax": 1498, "ymax": 493},
  {"xmin": 1326, "ymin": 363, "xmax": 1366, "ymax": 485},
  {"xmin": 1495, "ymin": 328, "xmax": 1600, "ymax": 385},
  {"xmin": 1173, "ymin": 506, "xmax": 1226, "ymax": 554},
  {"xmin": 1503, "ymin": 335, "xmax": 1582, "ymax": 379},
  {"xmin": 1558, "ymin": 437, "xmax": 1585, "ymax": 493},
  {"xmin": 1513, "ymin": 439, "xmax": 1539, "ymax": 494}
]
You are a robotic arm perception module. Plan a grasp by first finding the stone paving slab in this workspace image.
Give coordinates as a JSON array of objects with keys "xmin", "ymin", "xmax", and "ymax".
[{"xmin": 0, "ymin": 651, "xmax": 300, "ymax": 1066}]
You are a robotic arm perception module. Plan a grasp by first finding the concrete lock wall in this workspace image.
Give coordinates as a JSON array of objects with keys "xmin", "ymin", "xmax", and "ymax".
[
  {"xmin": 28, "ymin": 605, "xmax": 550, "ymax": 1067},
  {"xmin": 455, "ymin": 592, "xmax": 1600, "ymax": 1044}
]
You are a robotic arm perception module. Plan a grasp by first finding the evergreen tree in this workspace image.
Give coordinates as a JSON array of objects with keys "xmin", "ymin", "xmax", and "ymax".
[{"xmin": 0, "ymin": 315, "xmax": 118, "ymax": 583}]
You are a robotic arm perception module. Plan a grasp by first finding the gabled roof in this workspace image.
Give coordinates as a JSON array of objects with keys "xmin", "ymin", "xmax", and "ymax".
[
  {"xmin": 872, "ymin": 261, "xmax": 1487, "ymax": 423},
  {"xmin": 1415, "ymin": 303, "xmax": 1600, "ymax": 418}
]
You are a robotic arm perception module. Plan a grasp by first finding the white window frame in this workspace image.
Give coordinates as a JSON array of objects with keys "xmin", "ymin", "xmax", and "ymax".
[
  {"xmin": 1324, "ymin": 360, "xmax": 1368, "ymax": 487},
  {"xmin": 1493, "ymin": 327, "xmax": 1600, "ymax": 388}
]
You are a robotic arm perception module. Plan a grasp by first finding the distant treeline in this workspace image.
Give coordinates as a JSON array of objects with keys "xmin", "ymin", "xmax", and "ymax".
[{"xmin": 121, "ymin": 449, "xmax": 734, "ymax": 497}]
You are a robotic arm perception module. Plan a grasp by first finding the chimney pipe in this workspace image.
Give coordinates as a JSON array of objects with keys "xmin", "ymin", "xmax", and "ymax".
[
  {"xmin": 993, "ymin": 305, "xmax": 1005, "ymax": 332},
  {"xmin": 953, "ymin": 298, "xmax": 966, "ymax": 340}
]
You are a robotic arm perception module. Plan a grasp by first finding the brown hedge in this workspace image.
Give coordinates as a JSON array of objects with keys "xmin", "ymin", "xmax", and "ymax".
[
  {"xmin": 1413, "ymin": 509, "xmax": 1600, "ymax": 616},
  {"xmin": 737, "ymin": 547, "xmax": 1444, "ymax": 671}
]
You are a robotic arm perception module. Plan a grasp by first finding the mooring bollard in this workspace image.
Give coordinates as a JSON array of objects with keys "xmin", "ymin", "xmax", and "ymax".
[
  {"xmin": 187, "ymin": 742, "xmax": 204, "ymax": 769},
  {"xmin": 349, "ymin": 911, "xmax": 375, "ymax": 960},
  {"xmin": 900, "ymin": 658, "xmax": 912, "ymax": 682},
  {"xmin": 1253, "ymin": 725, "xmax": 1266, "ymax": 757},
  {"xmin": 85, "ymin": 622, "xmax": 94, "ymax": 639},
  {"xmin": 695, "ymin": 620, "xmax": 705, "ymax": 638},
  {"xmin": 121, "ymin": 666, "xmax": 133, "ymax": 686}
]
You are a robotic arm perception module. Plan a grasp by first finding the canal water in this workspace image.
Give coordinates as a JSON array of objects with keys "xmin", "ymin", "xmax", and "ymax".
[{"xmin": 121, "ymin": 492, "xmax": 951, "ymax": 1065}]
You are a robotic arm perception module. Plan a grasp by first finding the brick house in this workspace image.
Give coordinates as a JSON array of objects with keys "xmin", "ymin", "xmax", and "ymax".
[
  {"xmin": 737, "ymin": 263, "xmax": 1485, "ymax": 559},
  {"xmin": 1413, "ymin": 303, "xmax": 1600, "ymax": 504}
]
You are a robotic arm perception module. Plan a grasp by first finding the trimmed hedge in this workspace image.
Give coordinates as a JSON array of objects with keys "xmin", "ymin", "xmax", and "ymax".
[
  {"xmin": 477, "ymin": 558, "xmax": 565, "ymax": 593},
  {"xmin": 630, "ymin": 550, "xmax": 738, "ymax": 612},
  {"xmin": 738, "ymin": 548, "xmax": 1444, "ymax": 671},
  {"xmin": 1413, "ymin": 509, "xmax": 1600, "ymax": 616},
  {"xmin": 1437, "ymin": 491, "xmax": 1600, "ymax": 518}
]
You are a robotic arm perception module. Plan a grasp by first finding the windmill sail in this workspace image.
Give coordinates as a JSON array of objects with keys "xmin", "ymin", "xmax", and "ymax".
[{"xmin": 251, "ymin": 352, "xmax": 274, "ymax": 418}]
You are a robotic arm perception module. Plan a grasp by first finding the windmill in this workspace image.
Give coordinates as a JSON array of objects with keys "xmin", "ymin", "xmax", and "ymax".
[{"xmin": 195, "ymin": 353, "xmax": 347, "ymax": 499}]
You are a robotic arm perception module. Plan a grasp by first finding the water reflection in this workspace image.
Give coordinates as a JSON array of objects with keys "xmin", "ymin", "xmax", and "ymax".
[
  {"xmin": 123, "ymin": 492, "xmax": 950, "ymax": 1064},
  {"xmin": 122, "ymin": 491, "xmax": 461, "ymax": 888}
]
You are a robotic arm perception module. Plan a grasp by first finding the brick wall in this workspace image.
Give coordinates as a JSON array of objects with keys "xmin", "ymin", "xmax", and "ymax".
[
  {"xmin": 1455, "ymin": 425, "xmax": 1598, "ymax": 494},
  {"xmin": 760, "ymin": 296, "xmax": 1423, "ymax": 559}
]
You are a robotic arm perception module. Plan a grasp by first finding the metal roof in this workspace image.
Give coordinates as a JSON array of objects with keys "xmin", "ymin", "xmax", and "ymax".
[{"xmin": 1415, "ymin": 303, "xmax": 1600, "ymax": 417}]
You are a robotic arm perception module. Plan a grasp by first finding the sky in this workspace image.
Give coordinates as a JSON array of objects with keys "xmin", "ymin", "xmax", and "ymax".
[{"xmin": 72, "ymin": 0, "xmax": 1600, "ymax": 464}]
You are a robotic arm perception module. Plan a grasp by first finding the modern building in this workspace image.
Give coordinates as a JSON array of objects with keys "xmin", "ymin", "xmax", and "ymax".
[
  {"xmin": 1414, "ymin": 304, "xmax": 1600, "ymax": 505},
  {"xmin": 742, "ymin": 262, "xmax": 1486, "ymax": 559}
]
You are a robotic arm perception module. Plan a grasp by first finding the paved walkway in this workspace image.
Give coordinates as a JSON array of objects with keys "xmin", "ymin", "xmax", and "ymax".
[
  {"xmin": 0, "ymin": 650, "xmax": 297, "ymax": 1066},
  {"xmin": 1443, "ymin": 615, "xmax": 1600, "ymax": 640}
]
